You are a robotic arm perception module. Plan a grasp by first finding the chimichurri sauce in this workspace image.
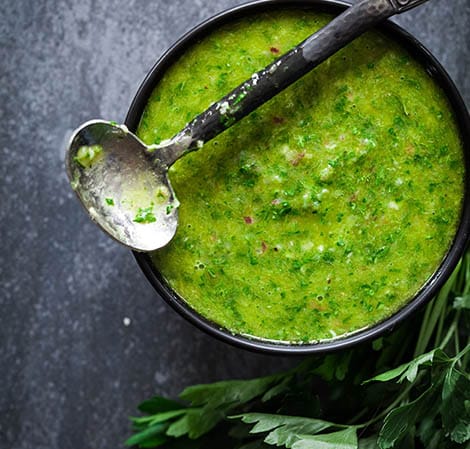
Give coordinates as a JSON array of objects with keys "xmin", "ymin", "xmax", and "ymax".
[{"xmin": 137, "ymin": 10, "xmax": 465, "ymax": 343}]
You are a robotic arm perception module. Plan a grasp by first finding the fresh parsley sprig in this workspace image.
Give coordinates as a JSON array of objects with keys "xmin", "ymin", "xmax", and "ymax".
[{"xmin": 127, "ymin": 250, "xmax": 469, "ymax": 449}]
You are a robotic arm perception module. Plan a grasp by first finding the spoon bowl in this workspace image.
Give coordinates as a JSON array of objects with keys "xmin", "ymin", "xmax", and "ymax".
[{"xmin": 66, "ymin": 120, "xmax": 179, "ymax": 251}]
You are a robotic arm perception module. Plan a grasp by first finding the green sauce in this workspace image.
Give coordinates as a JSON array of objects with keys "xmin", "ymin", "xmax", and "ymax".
[
  {"xmin": 74, "ymin": 144, "xmax": 103, "ymax": 168},
  {"xmin": 137, "ymin": 10, "xmax": 465, "ymax": 343}
]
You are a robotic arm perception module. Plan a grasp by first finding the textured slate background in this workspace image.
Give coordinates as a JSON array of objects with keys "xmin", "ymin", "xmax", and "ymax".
[{"xmin": 0, "ymin": 0, "xmax": 468, "ymax": 448}]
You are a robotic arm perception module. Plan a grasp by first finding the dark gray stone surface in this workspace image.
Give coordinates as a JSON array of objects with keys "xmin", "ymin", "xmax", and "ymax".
[{"xmin": 0, "ymin": 0, "xmax": 468, "ymax": 448}]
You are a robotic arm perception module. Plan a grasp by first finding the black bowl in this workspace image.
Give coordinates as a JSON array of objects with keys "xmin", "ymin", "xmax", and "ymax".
[{"xmin": 126, "ymin": 0, "xmax": 470, "ymax": 355}]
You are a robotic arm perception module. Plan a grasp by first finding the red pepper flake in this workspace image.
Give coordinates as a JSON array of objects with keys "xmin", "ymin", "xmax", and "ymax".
[
  {"xmin": 405, "ymin": 144, "xmax": 415, "ymax": 155},
  {"xmin": 261, "ymin": 241, "xmax": 268, "ymax": 253},
  {"xmin": 243, "ymin": 216, "xmax": 253, "ymax": 224},
  {"xmin": 310, "ymin": 300, "xmax": 327, "ymax": 311},
  {"xmin": 270, "ymin": 46, "xmax": 280, "ymax": 54},
  {"xmin": 272, "ymin": 116, "xmax": 285, "ymax": 125},
  {"xmin": 271, "ymin": 198, "xmax": 281, "ymax": 205},
  {"xmin": 204, "ymin": 86, "xmax": 208, "ymax": 89},
  {"xmin": 291, "ymin": 152, "xmax": 305, "ymax": 166},
  {"xmin": 349, "ymin": 192, "xmax": 358, "ymax": 202}
]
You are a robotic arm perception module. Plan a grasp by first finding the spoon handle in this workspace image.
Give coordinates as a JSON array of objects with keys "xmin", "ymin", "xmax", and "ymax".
[{"xmin": 162, "ymin": 0, "xmax": 429, "ymax": 165}]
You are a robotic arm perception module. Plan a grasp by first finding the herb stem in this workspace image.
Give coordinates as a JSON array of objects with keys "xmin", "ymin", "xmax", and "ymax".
[
  {"xmin": 461, "ymin": 341, "xmax": 470, "ymax": 369},
  {"xmin": 414, "ymin": 263, "xmax": 460, "ymax": 357},
  {"xmin": 348, "ymin": 406, "xmax": 372, "ymax": 425},
  {"xmin": 354, "ymin": 377, "xmax": 418, "ymax": 430},
  {"xmin": 454, "ymin": 324, "xmax": 460, "ymax": 357},
  {"xmin": 414, "ymin": 301, "xmax": 433, "ymax": 357},
  {"xmin": 434, "ymin": 294, "xmax": 448, "ymax": 348},
  {"xmin": 453, "ymin": 339, "xmax": 470, "ymax": 363},
  {"xmin": 438, "ymin": 316, "xmax": 458, "ymax": 351}
]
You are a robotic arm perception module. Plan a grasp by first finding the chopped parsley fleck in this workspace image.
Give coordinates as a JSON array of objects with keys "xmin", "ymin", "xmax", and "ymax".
[
  {"xmin": 105, "ymin": 198, "xmax": 115, "ymax": 206},
  {"xmin": 133, "ymin": 206, "xmax": 157, "ymax": 223}
]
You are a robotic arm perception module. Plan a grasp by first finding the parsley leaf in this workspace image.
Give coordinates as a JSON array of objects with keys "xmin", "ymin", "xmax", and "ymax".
[
  {"xmin": 138, "ymin": 397, "xmax": 184, "ymax": 414},
  {"xmin": 232, "ymin": 413, "xmax": 335, "ymax": 447},
  {"xmin": 378, "ymin": 383, "xmax": 441, "ymax": 449},
  {"xmin": 440, "ymin": 364, "xmax": 470, "ymax": 443},
  {"xmin": 453, "ymin": 294, "xmax": 470, "ymax": 309},
  {"xmin": 179, "ymin": 373, "xmax": 285, "ymax": 408},
  {"xmin": 125, "ymin": 423, "xmax": 168, "ymax": 447},
  {"xmin": 291, "ymin": 428, "xmax": 357, "ymax": 449},
  {"xmin": 365, "ymin": 348, "xmax": 449, "ymax": 384}
]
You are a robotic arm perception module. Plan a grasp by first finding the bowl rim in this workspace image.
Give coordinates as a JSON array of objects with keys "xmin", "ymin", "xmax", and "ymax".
[{"xmin": 126, "ymin": 0, "xmax": 470, "ymax": 355}]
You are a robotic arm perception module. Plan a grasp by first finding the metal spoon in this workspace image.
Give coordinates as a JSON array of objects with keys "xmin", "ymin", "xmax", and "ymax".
[{"xmin": 66, "ymin": 0, "xmax": 429, "ymax": 252}]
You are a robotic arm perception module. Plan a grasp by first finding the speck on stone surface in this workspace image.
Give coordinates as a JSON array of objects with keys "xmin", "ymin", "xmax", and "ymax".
[{"xmin": 0, "ymin": 1, "xmax": 468, "ymax": 448}]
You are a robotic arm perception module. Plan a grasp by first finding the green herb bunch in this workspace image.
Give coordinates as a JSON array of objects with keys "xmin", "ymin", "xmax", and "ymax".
[{"xmin": 127, "ymin": 250, "xmax": 469, "ymax": 449}]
